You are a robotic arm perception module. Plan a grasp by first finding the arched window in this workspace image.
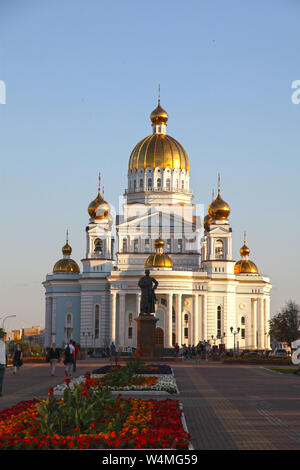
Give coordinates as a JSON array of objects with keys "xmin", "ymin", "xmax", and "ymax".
[
  {"xmin": 139, "ymin": 178, "xmax": 144, "ymax": 189},
  {"xmin": 148, "ymin": 178, "xmax": 152, "ymax": 189},
  {"xmin": 133, "ymin": 179, "xmax": 137, "ymax": 190},
  {"xmin": 166, "ymin": 178, "xmax": 171, "ymax": 190},
  {"xmin": 215, "ymin": 239, "xmax": 224, "ymax": 259},
  {"xmin": 217, "ymin": 306, "xmax": 221, "ymax": 338},
  {"xmin": 122, "ymin": 238, "xmax": 127, "ymax": 252},
  {"xmin": 181, "ymin": 180, "xmax": 185, "ymax": 190},
  {"xmin": 94, "ymin": 305, "xmax": 100, "ymax": 339},
  {"xmin": 157, "ymin": 178, "xmax": 161, "ymax": 188},
  {"xmin": 94, "ymin": 238, "xmax": 103, "ymax": 254}
]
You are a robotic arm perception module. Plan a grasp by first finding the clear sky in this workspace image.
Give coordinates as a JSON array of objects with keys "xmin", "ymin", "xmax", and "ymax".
[{"xmin": 0, "ymin": 0, "xmax": 299, "ymax": 331}]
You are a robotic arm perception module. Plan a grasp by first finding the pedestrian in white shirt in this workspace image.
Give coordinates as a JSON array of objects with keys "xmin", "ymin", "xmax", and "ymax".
[{"xmin": 0, "ymin": 332, "xmax": 7, "ymax": 397}]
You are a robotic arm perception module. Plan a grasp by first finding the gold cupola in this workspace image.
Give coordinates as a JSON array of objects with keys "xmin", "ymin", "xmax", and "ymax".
[
  {"xmin": 128, "ymin": 88, "xmax": 189, "ymax": 171},
  {"xmin": 53, "ymin": 232, "xmax": 80, "ymax": 274},
  {"xmin": 145, "ymin": 236, "xmax": 173, "ymax": 269},
  {"xmin": 88, "ymin": 173, "xmax": 110, "ymax": 221},
  {"xmin": 234, "ymin": 232, "xmax": 258, "ymax": 274},
  {"xmin": 203, "ymin": 214, "xmax": 212, "ymax": 231},
  {"xmin": 208, "ymin": 174, "xmax": 230, "ymax": 221}
]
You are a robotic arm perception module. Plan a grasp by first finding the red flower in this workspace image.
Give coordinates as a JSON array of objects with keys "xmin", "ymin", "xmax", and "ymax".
[
  {"xmin": 48, "ymin": 388, "xmax": 54, "ymax": 396},
  {"xmin": 81, "ymin": 389, "xmax": 88, "ymax": 397}
]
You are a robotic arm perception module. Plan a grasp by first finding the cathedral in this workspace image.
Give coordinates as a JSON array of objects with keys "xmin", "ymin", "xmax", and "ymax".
[{"xmin": 43, "ymin": 97, "xmax": 272, "ymax": 352}]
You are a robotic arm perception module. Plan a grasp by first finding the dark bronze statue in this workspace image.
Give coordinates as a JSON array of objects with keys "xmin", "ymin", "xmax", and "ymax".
[{"xmin": 138, "ymin": 269, "xmax": 159, "ymax": 315}]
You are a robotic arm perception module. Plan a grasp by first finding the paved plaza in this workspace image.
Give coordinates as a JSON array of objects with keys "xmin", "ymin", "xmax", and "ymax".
[{"xmin": 1, "ymin": 360, "xmax": 300, "ymax": 450}]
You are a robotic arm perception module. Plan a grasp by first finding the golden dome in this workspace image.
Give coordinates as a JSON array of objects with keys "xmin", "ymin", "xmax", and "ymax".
[
  {"xmin": 234, "ymin": 233, "xmax": 258, "ymax": 274},
  {"xmin": 208, "ymin": 175, "xmax": 230, "ymax": 221},
  {"xmin": 129, "ymin": 134, "xmax": 189, "ymax": 171},
  {"xmin": 62, "ymin": 230, "xmax": 72, "ymax": 256},
  {"xmin": 53, "ymin": 234, "xmax": 80, "ymax": 274},
  {"xmin": 240, "ymin": 242, "xmax": 250, "ymax": 257},
  {"xmin": 145, "ymin": 252, "xmax": 173, "ymax": 269},
  {"xmin": 88, "ymin": 174, "xmax": 110, "ymax": 220},
  {"xmin": 145, "ymin": 237, "xmax": 173, "ymax": 269},
  {"xmin": 150, "ymin": 102, "xmax": 168, "ymax": 125},
  {"xmin": 204, "ymin": 214, "xmax": 212, "ymax": 230},
  {"xmin": 53, "ymin": 258, "xmax": 80, "ymax": 274},
  {"xmin": 154, "ymin": 236, "xmax": 165, "ymax": 249},
  {"xmin": 234, "ymin": 260, "xmax": 258, "ymax": 274}
]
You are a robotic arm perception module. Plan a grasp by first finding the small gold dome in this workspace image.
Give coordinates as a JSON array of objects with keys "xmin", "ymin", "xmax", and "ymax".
[
  {"xmin": 129, "ymin": 134, "xmax": 189, "ymax": 171},
  {"xmin": 234, "ymin": 260, "xmax": 258, "ymax": 274},
  {"xmin": 88, "ymin": 175, "xmax": 110, "ymax": 220},
  {"xmin": 150, "ymin": 102, "xmax": 168, "ymax": 125},
  {"xmin": 240, "ymin": 242, "xmax": 250, "ymax": 257},
  {"xmin": 234, "ymin": 233, "xmax": 258, "ymax": 274},
  {"xmin": 145, "ymin": 236, "xmax": 173, "ymax": 269},
  {"xmin": 204, "ymin": 214, "xmax": 212, "ymax": 230},
  {"xmin": 145, "ymin": 252, "xmax": 173, "ymax": 269},
  {"xmin": 154, "ymin": 236, "xmax": 165, "ymax": 249},
  {"xmin": 62, "ymin": 241, "xmax": 72, "ymax": 256},
  {"xmin": 53, "ymin": 258, "xmax": 80, "ymax": 274}
]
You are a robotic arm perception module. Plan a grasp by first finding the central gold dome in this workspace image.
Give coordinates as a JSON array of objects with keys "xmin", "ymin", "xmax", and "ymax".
[{"xmin": 129, "ymin": 134, "xmax": 189, "ymax": 171}]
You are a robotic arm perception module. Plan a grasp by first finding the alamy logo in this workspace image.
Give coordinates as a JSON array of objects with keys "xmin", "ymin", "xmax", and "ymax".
[
  {"xmin": 0, "ymin": 80, "xmax": 6, "ymax": 104},
  {"xmin": 291, "ymin": 80, "xmax": 300, "ymax": 104}
]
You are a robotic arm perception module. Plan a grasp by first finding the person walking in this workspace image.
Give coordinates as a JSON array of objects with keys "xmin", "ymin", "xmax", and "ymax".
[
  {"xmin": 12, "ymin": 344, "xmax": 23, "ymax": 374},
  {"xmin": 71, "ymin": 340, "xmax": 79, "ymax": 373},
  {"xmin": 48, "ymin": 343, "xmax": 60, "ymax": 376},
  {"xmin": 110, "ymin": 342, "xmax": 116, "ymax": 358},
  {"xmin": 63, "ymin": 341, "xmax": 75, "ymax": 377},
  {"xmin": 0, "ymin": 331, "xmax": 7, "ymax": 397}
]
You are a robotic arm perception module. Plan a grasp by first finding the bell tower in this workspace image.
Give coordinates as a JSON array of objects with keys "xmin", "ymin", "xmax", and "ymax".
[
  {"xmin": 201, "ymin": 175, "xmax": 235, "ymax": 274},
  {"xmin": 81, "ymin": 174, "xmax": 115, "ymax": 273}
]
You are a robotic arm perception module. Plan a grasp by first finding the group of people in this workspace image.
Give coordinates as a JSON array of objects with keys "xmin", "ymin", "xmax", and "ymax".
[
  {"xmin": 46, "ymin": 340, "xmax": 80, "ymax": 377},
  {"xmin": 174, "ymin": 341, "xmax": 224, "ymax": 360}
]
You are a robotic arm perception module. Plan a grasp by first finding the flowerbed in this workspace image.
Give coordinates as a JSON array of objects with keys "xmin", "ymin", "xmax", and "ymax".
[
  {"xmin": 93, "ymin": 364, "xmax": 173, "ymax": 375},
  {"xmin": 53, "ymin": 373, "xmax": 178, "ymax": 396},
  {"xmin": 0, "ymin": 383, "xmax": 189, "ymax": 449}
]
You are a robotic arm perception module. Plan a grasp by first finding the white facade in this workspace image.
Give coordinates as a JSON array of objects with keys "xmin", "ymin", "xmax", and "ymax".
[{"xmin": 43, "ymin": 101, "xmax": 271, "ymax": 351}]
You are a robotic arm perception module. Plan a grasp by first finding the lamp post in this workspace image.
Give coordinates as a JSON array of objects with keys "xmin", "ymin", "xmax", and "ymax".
[
  {"xmin": 230, "ymin": 327, "xmax": 240, "ymax": 356},
  {"xmin": 2, "ymin": 315, "xmax": 16, "ymax": 330}
]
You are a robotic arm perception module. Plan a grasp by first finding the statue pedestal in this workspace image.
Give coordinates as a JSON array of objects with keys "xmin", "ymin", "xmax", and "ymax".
[{"xmin": 135, "ymin": 315, "xmax": 158, "ymax": 359}]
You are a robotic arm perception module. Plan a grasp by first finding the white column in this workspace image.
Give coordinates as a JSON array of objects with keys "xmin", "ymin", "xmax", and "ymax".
[
  {"xmin": 110, "ymin": 292, "xmax": 117, "ymax": 344},
  {"xmin": 251, "ymin": 299, "xmax": 257, "ymax": 349},
  {"xmin": 118, "ymin": 293, "xmax": 126, "ymax": 350},
  {"xmin": 258, "ymin": 298, "xmax": 264, "ymax": 349},
  {"xmin": 202, "ymin": 295, "xmax": 207, "ymax": 341},
  {"xmin": 176, "ymin": 293, "xmax": 182, "ymax": 346},
  {"xmin": 193, "ymin": 294, "xmax": 199, "ymax": 345},
  {"xmin": 265, "ymin": 297, "xmax": 271, "ymax": 349},
  {"xmin": 166, "ymin": 293, "xmax": 173, "ymax": 348}
]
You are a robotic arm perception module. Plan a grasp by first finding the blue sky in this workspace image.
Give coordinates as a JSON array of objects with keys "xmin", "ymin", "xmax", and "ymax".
[{"xmin": 0, "ymin": 0, "xmax": 299, "ymax": 330}]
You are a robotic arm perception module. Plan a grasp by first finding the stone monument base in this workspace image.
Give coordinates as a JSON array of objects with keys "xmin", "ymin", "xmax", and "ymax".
[{"xmin": 135, "ymin": 315, "xmax": 158, "ymax": 359}]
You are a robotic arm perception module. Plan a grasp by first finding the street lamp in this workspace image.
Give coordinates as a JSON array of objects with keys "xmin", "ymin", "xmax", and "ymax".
[
  {"xmin": 230, "ymin": 327, "xmax": 240, "ymax": 356},
  {"xmin": 2, "ymin": 315, "xmax": 16, "ymax": 330}
]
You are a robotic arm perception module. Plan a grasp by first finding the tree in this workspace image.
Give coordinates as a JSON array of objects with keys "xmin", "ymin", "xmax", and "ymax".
[
  {"xmin": 269, "ymin": 300, "xmax": 300, "ymax": 346},
  {"xmin": 0, "ymin": 328, "xmax": 6, "ymax": 339}
]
